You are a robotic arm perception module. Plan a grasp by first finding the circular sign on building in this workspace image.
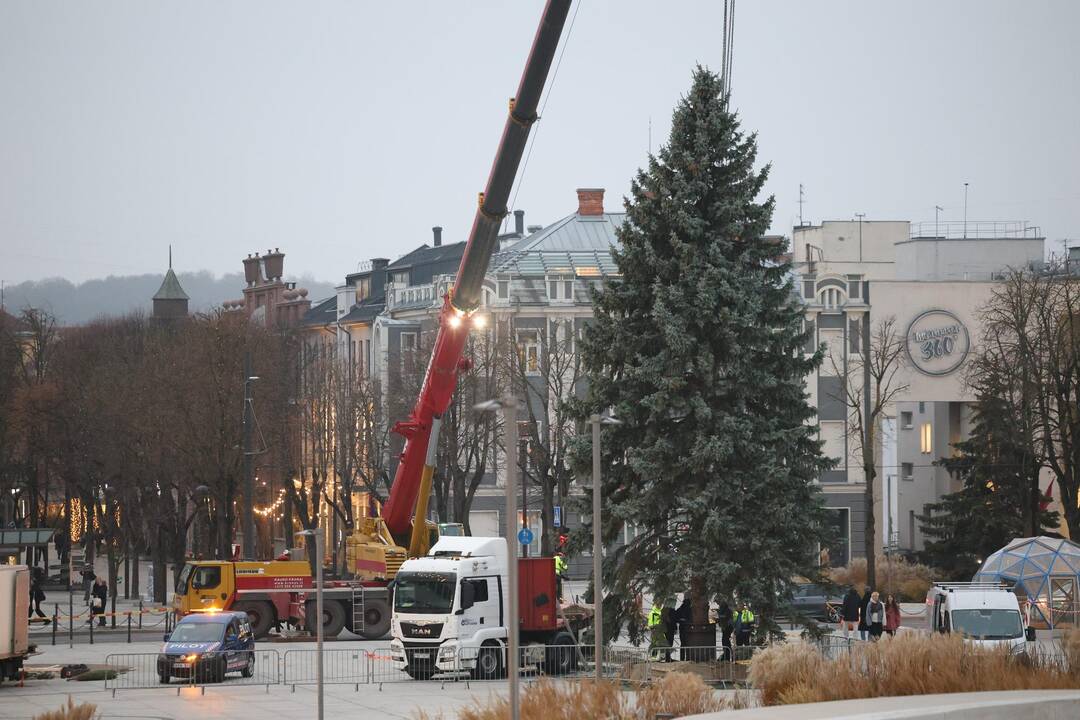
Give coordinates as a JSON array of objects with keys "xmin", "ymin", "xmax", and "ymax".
[{"xmin": 905, "ymin": 309, "xmax": 970, "ymax": 376}]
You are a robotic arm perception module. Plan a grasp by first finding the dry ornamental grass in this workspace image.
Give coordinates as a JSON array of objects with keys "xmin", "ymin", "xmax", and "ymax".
[
  {"xmin": 33, "ymin": 698, "xmax": 99, "ymax": 720},
  {"xmin": 416, "ymin": 672, "xmax": 738, "ymax": 720},
  {"xmin": 750, "ymin": 632, "xmax": 1080, "ymax": 705}
]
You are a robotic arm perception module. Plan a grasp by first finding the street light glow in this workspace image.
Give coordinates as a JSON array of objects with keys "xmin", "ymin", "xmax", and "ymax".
[
  {"xmin": 448, "ymin": 313, "xmax": 463, "ymax": 329},
  {"xmin": 472, "ymin": 314, "xmax": 487, "ymax": 329}
]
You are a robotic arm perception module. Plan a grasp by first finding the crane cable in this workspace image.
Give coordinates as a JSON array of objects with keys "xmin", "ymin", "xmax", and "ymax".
[{"xmin": 502, "ymin": 0, "xmax": 585, "ymax": 235}]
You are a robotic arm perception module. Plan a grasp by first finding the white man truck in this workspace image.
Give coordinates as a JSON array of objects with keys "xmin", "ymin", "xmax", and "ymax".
[
  {"xmin": 389, "ymin": 536, "xmax": 578, "ymax": 680},
  {"xmin": 927, "ymin": 582, "xmax": 1034, "ymax": 651}
]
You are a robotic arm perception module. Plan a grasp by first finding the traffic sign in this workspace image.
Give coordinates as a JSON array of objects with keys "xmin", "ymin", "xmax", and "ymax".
[
  {"xmin": 517, "ymin": 527, "xmax": 534, "ymax": 546},
  {"xmin": 553, "ymin": 506, "xmax": 562, "ymax": 527}
]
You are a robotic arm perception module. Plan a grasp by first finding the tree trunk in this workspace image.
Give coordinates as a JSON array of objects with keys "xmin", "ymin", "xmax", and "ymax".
[
  {"xmin": 864, "ymin": 462, "xmax": 877, "ymax": 590},
  {"xmin": 541, "ymin": 477, "xmax": 555, "ymax": 557},
  {"xmin": 690, "ymin": 573, "xmax": 708, "ymax": 625}
]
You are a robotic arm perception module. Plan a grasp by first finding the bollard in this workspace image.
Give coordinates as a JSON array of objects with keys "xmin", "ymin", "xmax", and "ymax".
[
  {"xmin": 127, "ymin": 612, "xmax": 131, "ymax": 643},
  {"xmin": 52, "ymin": 605, "xmax": 58, "ymax": 646},
  {"xmin": 68, "ymin": 594, "xmax": 73, "ymax": 649},
  {"xmin": 89, "ymin": 613, "xmax": 94, "ymax": 645},
  {"xmin": 139, "ymin": 601, "xmax": 143, "ymax": 629}
]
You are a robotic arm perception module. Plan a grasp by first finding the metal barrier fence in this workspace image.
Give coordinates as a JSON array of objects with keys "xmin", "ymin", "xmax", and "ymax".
[
  {"xmin": 101, "ymin": 641, "xmax": 769, "ymax": 695},
  {"xmin": 105, "ymin": 649, "xmax": 280, "ymax": 696}
]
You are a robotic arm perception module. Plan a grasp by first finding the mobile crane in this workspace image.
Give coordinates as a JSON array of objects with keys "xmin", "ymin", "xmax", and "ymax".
[{"xmin": 173, "ymin": 0, "xmax": 572, "ymax": 641}]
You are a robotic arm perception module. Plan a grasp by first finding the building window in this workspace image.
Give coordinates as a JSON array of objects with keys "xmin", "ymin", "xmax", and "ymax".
[
  {"xmin": 920, "ymin": 423, "xmax": 932, "ymax": 454},
  {"xmin": 498, "ymin": 280, "xmax": 509, "ymax": 300},
  {"xmin": 517, "ymin": 330, "xmax": 541, "ymax": 375},
  {"xmin": 564, "ymin": 279, "xmax": 574, "ymax": 300},
  {"xmin": 392, "ymin": 271, "xmax": 408, "ymax": 286},
  {"xmin": 901, "ymin": 411, "xmax": 913, "ymax": 429},
  {"xmin": 902, "ymin": 462, "xmax": 914, "ymax": 481},
  {"xmin": 918, "ymin": 401, "xmax": 925, "ymax": 414},
  {"xmin": 817, "ymin": 286, "xmax": 847, "ymax": 310},
  {"xmin": 355, "ymin": 276, "xmax": 371, "ymax": 302}
]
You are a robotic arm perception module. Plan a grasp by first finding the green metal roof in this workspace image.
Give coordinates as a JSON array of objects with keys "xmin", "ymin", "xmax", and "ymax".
[
  {"xmin": 153, "ymin": 268, "xmax": 189, "ymax": 301},
  {"xmin": 489, "ymin": 212, "xmax": 624, "ymax": 277}
]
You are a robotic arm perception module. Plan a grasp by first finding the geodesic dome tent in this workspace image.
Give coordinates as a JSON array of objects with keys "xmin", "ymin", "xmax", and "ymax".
[{"xmin": 973, "ymin": 536, "xmax": 1080, "ymax": 629}]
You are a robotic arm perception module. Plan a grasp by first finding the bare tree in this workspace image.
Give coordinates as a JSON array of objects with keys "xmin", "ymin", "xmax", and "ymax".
[
  {"xmin": 505, "ymin": 317, "xmax": 583, "ymax": 556},
  {"xmin": 828, "ymin": 316, "xmax": 909, "ymax": 588},
  {"xmin": 977, "ymin": 263, "xmax": 1080, "ymax": 537}
]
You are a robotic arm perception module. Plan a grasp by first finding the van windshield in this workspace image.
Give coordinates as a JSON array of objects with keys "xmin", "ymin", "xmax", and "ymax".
[
  {"xmin": 170, "ymin": 622, "xmax": 225, "ymax": 643},
  {"xmin": 951, "ymin": 609, "xmax": 1023, "ymax": 640},
  {"xmin": 393, "ymin": 572, "xmax": 456, "ymax": 614}
]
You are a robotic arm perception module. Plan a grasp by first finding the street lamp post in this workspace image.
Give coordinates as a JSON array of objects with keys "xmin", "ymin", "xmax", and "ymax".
[
  {"xmin": 241, "ymin": 354, "xmax": 260, "ymax": 561},
  {"xmin": 296, "ymin": 529, "xmax": 324, "ymax": 720},
  {"xmin": 589, "ymin": 412, "xmax": 620, "ymax": 681},
  {"xmin": 475, "ymin": 397, "xmax": 519, "ymax": 720}
]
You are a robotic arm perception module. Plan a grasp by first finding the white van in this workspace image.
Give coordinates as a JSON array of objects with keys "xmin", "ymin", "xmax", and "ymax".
[{"xmin": 926, "ymin": 582, "xmax": 1033, "ymax": 651}]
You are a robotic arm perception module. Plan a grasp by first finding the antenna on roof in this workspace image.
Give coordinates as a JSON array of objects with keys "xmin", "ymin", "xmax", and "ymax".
[{"xmin": 169, "ymin": 245, "xmax": 173, "ymax": 270}]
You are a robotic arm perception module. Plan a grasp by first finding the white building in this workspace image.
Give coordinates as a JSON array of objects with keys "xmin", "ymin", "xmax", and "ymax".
[{"xmin": 792, "ymin": 219, "xmax": 1047, "ymax": 564}]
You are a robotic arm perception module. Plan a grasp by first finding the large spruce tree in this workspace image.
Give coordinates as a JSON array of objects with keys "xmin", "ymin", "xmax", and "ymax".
[{"xmin": 574, "ymin": 67, "xmax": 832, "ymax": 641}]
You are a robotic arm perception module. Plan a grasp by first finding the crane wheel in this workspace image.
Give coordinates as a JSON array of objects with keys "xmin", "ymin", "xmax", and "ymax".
[
  {"xmin": 234, "ymin": 600, "xmax": 275, "ymax": 639},
  {"xmin": 305, "ymin": 599, "xmax": 347, "ymax": 638},
  {"xmin": 359, "ymin": 599, "xmax": 391, "ymax": 639}
]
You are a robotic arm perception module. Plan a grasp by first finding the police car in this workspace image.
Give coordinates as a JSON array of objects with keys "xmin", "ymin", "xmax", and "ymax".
[{"xmin": 157, "ymin": 611, "xmax": 256, "ymax": 683}]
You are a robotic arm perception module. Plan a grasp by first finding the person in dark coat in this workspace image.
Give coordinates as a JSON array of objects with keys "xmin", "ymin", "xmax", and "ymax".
[
  {"xmin": 717, "ymin": 598, "xmax": 733, "ymax": 661},
  {"xmin": 841, "ymin": 587, "xmax": 862, "ymax": 639},
  {"xmin": 858, "ymin": 587, "xmax": 873, "ymax": 641},
  {"xmin": 91, "ymin": 576, "xmax": 108, "ymax": 627},
  {"xmin": 659, "ymin": 604, "xmax": 676, "ymax": 662},
  {"xmin": 673, "ymin": 595, "xmax": 692, "ymax": 659},
  {"xmin": 81, "ymin": 564, "xmax": 96, "ymax": 604},
  {"xmin": 29, "ymin": 567, "xmax": 48, "ymax": 624}
]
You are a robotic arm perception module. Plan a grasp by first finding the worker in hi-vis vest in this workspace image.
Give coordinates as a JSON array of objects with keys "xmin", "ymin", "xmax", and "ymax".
[
  {"xmin": 554, "ymin": 553, "xmax": 568, "ymax": 600},
  {"xmin": 648, "ymin": 600, "xmax": 674, "ymax": 661}
]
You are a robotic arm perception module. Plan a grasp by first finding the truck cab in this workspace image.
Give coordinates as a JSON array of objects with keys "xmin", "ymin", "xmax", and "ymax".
[
  {"xmin": 173, "ymin": 560, "xmax": 312, "ymax": 638},
  {"xmin": 927, "ymin": 582, "xmax": 1032, "ymax": 651},
  {"xmin": 389, "ymin": 536, "xmax": 576, "ymax": 680}
]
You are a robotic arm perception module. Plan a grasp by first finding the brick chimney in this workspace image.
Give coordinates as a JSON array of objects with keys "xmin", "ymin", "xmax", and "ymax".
[
  {"xmin": 576, "ymin": 188, "xmax": 605, "ymax": 216},
  {"xmin": 432, "ymin": 226, "xmax": 442, "ymax": 247},
  {"xmin": 514, "ymin": 209, "xmax": 525, "ymax": 236}
]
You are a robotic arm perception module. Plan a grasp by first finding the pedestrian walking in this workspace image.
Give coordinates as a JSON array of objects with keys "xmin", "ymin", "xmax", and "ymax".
[
  {"xmin": 91, "ymin": 576, "xmax": 108, "ymax": 627},
  {"xmin": 733, "ymin": 602, "xmax": 756, "ymax": 647},
  {"xmin": 858, "ymin": 586, "xmax": 872, "ymax": 641},
  {"xmin": 867, "ymin": 591, "xmax": 885, "ymax": 640},
  {"xmin": 884, "ymin": 594, "xmax": 901, "ymax": 636},
  {"xmin": 28, "ymin": 567, "xmax": 49, "ymax": 624},
  {"xmin": 80, "ymin": 564, "xmax": 95, "ymax": 604},
  {"xmin": 841, "ymin": 587, "xmax": 861, "ymax": 639}
]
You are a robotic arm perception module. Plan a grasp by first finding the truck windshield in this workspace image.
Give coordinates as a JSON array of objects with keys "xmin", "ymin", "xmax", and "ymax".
[
  {"xmin": 951, "ymin": 609, "xmax": 1023, "ymax": 639},
  {"xmin": 175, "ymin": 564, "xmax": 193, "ymax": 596},
  {"xmin": 170, "ymin": 622, "xmax": 225, "ymax": 643},
  {"xmin": 394, "ymin": 572, "xmax": 456, "ymax": 614}
]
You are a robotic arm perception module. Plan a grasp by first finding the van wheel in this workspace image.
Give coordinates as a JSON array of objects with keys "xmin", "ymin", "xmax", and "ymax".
[
  {"xmin": 305, "ymin": 599, "xmax": 346, "ymax": 638},
  {"xmin": 359, "ymin": 600, "xmax": 391, "ymax": 639},
  {"xmin": 544, "ymin": 632, "xmax": 577, "ymax": 675},
  {"xmin": 234, "ymin": 600, "xmax": 275, "ymax": 638},
  {"xmin": 472, "ymin": 642, "xmax": 504, "ymax": 680}
]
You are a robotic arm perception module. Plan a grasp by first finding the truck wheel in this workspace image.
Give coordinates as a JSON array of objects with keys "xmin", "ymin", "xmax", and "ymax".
[
  {"xmin": 305, "ymin": 599, "xmax": 346, "ymax": 638},
  {"xmin": 358, "ymin": 599, "xmax": 391, "ymax": 639},
  {"xmin": 234, "ymin": 600, "xmax": 275, "ymax": 638},
  {"xmin": 544, "ymin": 632, "xmax": 578, "ymax": 675},
  {"xmin": 472, "ymin": 642, "xmax": 504, "ymax": 680}
]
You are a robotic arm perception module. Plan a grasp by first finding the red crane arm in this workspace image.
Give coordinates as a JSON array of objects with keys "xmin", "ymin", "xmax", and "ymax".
[{"xmin": 382, "ymin": 0, "xmax": 573, "ymax": 537}]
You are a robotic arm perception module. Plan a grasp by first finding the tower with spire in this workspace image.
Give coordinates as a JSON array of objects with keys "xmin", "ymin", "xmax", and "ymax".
[{"xmin": 153, "ymin": 246, "xmax": 189, "ymax": 321}]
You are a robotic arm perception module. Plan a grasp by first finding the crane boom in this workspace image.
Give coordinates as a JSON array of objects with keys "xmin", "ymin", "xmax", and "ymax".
[{"xmin": 382, "ymin": 0, "xmax": 572, "ymax": 540}]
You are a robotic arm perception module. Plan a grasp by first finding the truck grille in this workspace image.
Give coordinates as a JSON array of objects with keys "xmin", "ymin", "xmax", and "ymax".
[{"xmin": 400, "ymin": 622, "xmax": 443, "ymax": 639}]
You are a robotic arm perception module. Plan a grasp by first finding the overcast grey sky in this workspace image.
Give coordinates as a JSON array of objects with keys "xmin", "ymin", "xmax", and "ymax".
[{"xmin": 2, "ymin": 0, "xmax": 1078, "ymax": 285}]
